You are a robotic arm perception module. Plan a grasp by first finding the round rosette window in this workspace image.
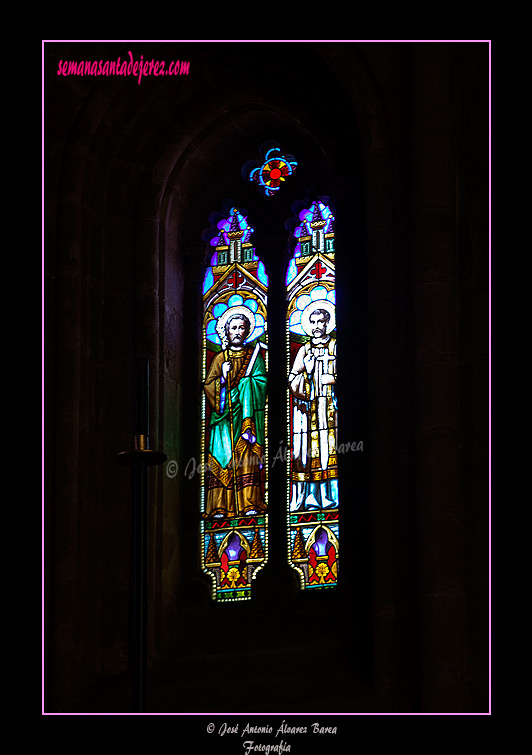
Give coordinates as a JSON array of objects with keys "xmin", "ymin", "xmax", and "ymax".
[
  {"xmin": 249, "ymin": 149, "xmax": 297, "ymax": 196},
  {"xmin": 261, "ymin": 159, "xmax": 291, "ymax": 190}
]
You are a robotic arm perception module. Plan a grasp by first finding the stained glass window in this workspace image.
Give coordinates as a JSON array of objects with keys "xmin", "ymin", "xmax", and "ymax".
[
  {"xmin": 286, "ymin": 201, "xmax": 339, "ymax": 590},
  {"xmin": 201, "ymin": 208, "xmax": 269, "ymax": 601},
  {"xmin": 245, "ymin": 145, "xmax": 297, "ymax": 197}
]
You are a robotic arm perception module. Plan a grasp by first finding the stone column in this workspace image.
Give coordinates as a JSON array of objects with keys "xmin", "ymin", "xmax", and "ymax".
[{"xmin": 409, "ymin": 42, "xmax": 469, "ymax": 711}]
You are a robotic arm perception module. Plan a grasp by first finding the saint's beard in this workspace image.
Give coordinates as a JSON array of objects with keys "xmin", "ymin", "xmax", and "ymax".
[{"xmin": 228, "ymin": 333, "xmax": 246, "ymax": 347}]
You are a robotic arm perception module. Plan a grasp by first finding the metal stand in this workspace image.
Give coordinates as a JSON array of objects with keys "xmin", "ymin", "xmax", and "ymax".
[{"xmin": 115, "ymin": 357, "xmax": 167, "ymax": 713}]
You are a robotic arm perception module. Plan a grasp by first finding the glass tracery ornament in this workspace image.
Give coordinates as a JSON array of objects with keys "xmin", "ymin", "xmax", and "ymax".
[{"xmin": 247, "ymin": 146, "xmax": 297, "ymax": 197}]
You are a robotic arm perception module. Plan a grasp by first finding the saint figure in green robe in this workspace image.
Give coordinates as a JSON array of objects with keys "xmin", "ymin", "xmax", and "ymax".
[{"xmin": 204, "ymin": 312, "xmax": 267, "ymax": 519}]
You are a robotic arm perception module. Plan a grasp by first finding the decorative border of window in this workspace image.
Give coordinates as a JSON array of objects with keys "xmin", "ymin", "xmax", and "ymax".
[
  {"xmin": 245, "ymin": 145, "xmax": 297, "ymax": 197},
  {"xmin": 201, "ymin": 208, "xmax": 269, "ymax": 602},
  {"xmin": 286, "ymin": 200, "xmax": 339, "ymax": 590}
]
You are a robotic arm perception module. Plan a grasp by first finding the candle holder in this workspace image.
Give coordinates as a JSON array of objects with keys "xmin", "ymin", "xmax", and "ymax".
[
  {"xmin": 115, "ymin": 434, "xmax": 167, "ymax": 466},
  {"xmin": 115, "ymin": 356, "xmax": 167, "ymax": 467}
]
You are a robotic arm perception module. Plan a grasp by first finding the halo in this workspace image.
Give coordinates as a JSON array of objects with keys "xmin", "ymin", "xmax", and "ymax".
[
  {"xmin": 300, "ymin": 299, "xmax": 336, "ymax": 337},
  {"xmin": 215, "ymin": 305, "xmax": 256, "ymax": 345}
]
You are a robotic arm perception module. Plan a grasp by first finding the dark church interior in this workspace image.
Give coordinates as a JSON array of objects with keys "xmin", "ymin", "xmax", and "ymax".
[{"xmin": 43, "ymin": 40, "xmax": 490, "ymax": 720}]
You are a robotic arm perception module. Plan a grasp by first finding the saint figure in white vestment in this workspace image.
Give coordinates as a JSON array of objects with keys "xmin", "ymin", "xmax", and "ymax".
[{"xmin": 288, "ymin": 301, "xmax": 338, "ymax": 511}]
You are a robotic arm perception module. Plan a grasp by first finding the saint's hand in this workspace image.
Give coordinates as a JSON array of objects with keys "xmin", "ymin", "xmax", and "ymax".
[
  {"xmin": 222, "ymin": 361, "xmax": 231, "ymax": 381},
  {"xmin": 321, "ymin": 374, "xmax": 335, "ymax": 385}
]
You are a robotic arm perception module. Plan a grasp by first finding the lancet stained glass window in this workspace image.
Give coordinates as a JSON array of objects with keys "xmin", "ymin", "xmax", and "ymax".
[
  {"xmin": 286, "ymin": 200, "xmax": 339, "ymax": 590},
  {"xmin": 201, "ymin": 208, "xmax": 269, "ymax": 602}
]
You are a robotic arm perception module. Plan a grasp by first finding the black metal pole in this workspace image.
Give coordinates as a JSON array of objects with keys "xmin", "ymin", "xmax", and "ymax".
[
  {"xmin": 133, "ymin": 356, "xmax": 149, "ymax": 713},
  {"xmin": 115, "ymin": 356, "xmax": 166, "ymax": 714},
  {"xmin": 132, "ymin": 458, "xmax": 148, "ymax": 712}
]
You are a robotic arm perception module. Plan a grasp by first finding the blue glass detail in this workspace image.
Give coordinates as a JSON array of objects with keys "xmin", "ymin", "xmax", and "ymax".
[
  {"xmin": 206, "ymin": 319, "xmax": 221, "ymax": 345},
  {"xmin": 203, "ymin": 267, "xmax": 214, "ymax": 295},
  {"xmin": 257, "ymin": 261, "xmax": 268, "ymax": 286},
  {"xmin": 244, "ymin": 298, "xmax": 258, "ymax": 312},
  {"xmin": 286, "ymin": 258, "xmax": 298, "ymax": 286},
  {"xmin": 228, "ymin": 294, "xmax": 244, "ymax": 307},
  {"xmin": 213, "ymin": 302, "xmax": 227, "ymax": 317}
]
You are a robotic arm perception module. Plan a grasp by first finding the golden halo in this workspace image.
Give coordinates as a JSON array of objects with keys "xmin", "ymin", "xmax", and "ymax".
[{"xmin": 215, "ymin": 305, "xmax": 256, "ymax": 344}]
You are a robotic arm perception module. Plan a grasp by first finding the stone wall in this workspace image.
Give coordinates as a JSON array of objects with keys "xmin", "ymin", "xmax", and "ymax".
[{"xmin": 44, "ymin": 40, "xmax": 489, "ymax": 713}]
